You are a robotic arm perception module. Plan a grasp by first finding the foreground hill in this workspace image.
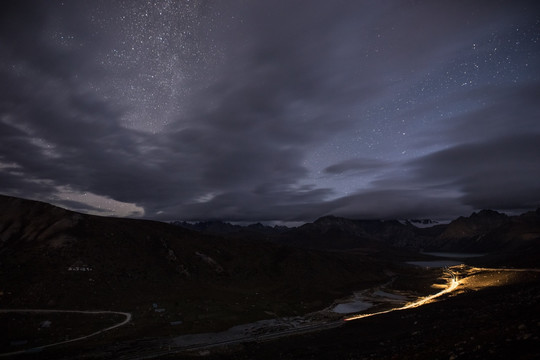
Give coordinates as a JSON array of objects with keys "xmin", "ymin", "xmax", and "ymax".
[{"xmin": 0, "ymin": 195, "xmax": 389, "ymax": 337}]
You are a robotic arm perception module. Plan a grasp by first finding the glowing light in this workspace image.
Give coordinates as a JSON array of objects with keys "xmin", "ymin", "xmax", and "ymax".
[{"xmin": 344, "ymin": 270, "xmax": 460, "ymax": 321}]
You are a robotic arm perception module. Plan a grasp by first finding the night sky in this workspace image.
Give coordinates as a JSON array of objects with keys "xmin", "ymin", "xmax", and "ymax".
[{"xmin": 1, "ymin": 0, "xmax": 539, "ymax": 222}]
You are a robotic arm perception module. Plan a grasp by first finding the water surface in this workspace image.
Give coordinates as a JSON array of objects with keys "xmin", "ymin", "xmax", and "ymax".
[
  {"xmin": 421, "ymin": 252, "xmax": 485, "ymax": 259},
  {"xmin": 406, "ymin": 260, "xmax": 462, "ymax": 268},
  {"xmin": 332, "ymin": 301, "xmax": 373, "ymax": 314}
]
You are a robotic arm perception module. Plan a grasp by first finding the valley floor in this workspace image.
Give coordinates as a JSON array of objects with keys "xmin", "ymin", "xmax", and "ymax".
[
  {"xmin": 6, "ymin": 266, "xmax": 537, "ymax": 360},
  {"xmin": 182, "ymin": 268, "xmax": 540, "ymax": 360}
]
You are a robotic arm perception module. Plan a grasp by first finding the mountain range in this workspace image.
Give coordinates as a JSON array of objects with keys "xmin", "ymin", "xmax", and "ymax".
[{"xmin": 177, "ymin": 208, "xmax": 540, "ymax": 266}]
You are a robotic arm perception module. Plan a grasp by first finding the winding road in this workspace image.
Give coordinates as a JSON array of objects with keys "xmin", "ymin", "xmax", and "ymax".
[{"xmin": 0, "ymin": 309, "xmax": 132, "ymax": 357}]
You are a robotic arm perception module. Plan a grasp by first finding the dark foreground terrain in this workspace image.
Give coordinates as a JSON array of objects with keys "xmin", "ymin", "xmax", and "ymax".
[
  {"xmin": 5, "ymin": 268, "xmax": 538, "ymax": 359},
  {"xmin": 0, "ymin": 195, "xmax": 539, "ymax": 359},
  {"xmin": 163, "ymin": 270, "xmax": 540, "ymax": 360}
]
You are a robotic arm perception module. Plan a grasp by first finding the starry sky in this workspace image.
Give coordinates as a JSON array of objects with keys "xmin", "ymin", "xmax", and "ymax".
[{"xmin": 1, "ymin": 0, "xmax": 539, "ymax": 222}]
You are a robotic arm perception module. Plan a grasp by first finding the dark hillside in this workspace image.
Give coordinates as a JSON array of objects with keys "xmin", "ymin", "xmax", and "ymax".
[{"xmin": 0, "ymin": 195, "xmax": 388, "ymax": 336}]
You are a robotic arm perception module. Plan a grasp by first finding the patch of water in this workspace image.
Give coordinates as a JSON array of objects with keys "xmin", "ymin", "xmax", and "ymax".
[
  {"xmin": 332, "ymin": 300, "xmax": 373, "ymax": 314},
  {"xmin": 406, "ymin": 260, "xmax": 462, "ymax": 268},
  {"xmin": 421, "ymin": 252, "xmax": 485, "ymax": 259}
]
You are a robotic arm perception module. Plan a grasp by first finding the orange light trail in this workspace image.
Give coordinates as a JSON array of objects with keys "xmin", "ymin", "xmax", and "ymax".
[{"xmin": 344, "ymin": 271, "xmax": 460, "ymax": 321}]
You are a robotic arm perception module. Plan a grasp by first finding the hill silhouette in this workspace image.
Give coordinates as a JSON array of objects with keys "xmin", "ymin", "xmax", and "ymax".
[{"xmin": 0, "ymin": 195, "xmax": 390, "ymax": 337}]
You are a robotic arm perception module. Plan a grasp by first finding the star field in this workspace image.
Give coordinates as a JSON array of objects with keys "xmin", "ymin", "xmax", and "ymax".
[
  {"xmin": 0, "ymin": 0, "xmax": 539, "ymax": 221},
  {"xmin": 82, "ymin": 0, "xmax": 220, "ymax": 132}
]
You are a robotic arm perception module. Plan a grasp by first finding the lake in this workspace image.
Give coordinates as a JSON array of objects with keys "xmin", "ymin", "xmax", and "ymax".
[
  {"xmin": 407, "ymin": 251, "xmax": 486, "ymax": 268},
  {"xmin": 332, "ymin": 300, "xmax": 373, "ymax": 314},
  {"xmin": 421, "ymin": 252, "xmax": 485, "ymax": 258},
  {"xmin": 406, "ymin": 260, "xmax": 463, "ymax": 268}
]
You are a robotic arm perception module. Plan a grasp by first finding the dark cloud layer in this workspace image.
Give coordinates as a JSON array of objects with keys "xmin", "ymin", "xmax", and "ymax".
[
  {"xmin": 410, "ymin": 134, "xmax": 540, "ymax": 211},
  {"xmin": 1, "ymin": 0, "xmax": 539, "ymax": 221},
  {"xmin": 324, "ymin": 158, "xmax": 388, "ymax": 175}
]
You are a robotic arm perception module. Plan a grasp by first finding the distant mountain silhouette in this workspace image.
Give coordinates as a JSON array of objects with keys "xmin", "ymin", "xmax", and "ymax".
[
  {"xmin": 173, "ymin": 220, "xmax": 289, "ymax": 236},
  {"xmin": 175, "ymin": 209, "xmax": 540, "ymax": 266}
]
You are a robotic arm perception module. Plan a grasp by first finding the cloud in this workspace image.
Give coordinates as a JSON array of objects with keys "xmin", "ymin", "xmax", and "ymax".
[
  {"xmin": 51, "ymin": 199, "xmax": 109, "ymax": 214},
  {"xmin": 409, "ymin": 134, "xmax": 540, "ymax": 211},
  {"xmin": 164, "ymin": 187, "xmax": 333, "ymax": 222},
  {"xmin": 324, "ymin": 158, "xmax": 388, "ymax": 175},
  {"xmin": 0, "ymin": 1, "xmax": 539, "ymax": 221},
  {"xmin": 310, "ymin": 134, "xmax": 540, "ymax": 219},
  {"xmin": 326, "ymin": 190, "xmax": 471, "ymax": 220},
  {"xmin": 411, "ymin": 82, "xmax": 540, "ymax": 149}
]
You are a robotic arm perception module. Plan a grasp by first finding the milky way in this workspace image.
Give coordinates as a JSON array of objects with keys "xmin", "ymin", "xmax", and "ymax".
[{"xmin": 0, "ymin": 0, "xmax": 539, "ymax": 221}]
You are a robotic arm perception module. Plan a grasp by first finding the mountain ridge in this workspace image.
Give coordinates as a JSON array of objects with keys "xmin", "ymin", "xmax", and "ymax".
[{"xmin": 172, "ymin": 206, "xmax": 540, "ymax": 265}]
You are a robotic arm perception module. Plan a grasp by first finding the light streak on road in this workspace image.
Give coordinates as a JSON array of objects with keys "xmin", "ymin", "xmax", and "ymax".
[{"xmin": 344, "ymin": 269, "xmax": 460, "ymax": 321}]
